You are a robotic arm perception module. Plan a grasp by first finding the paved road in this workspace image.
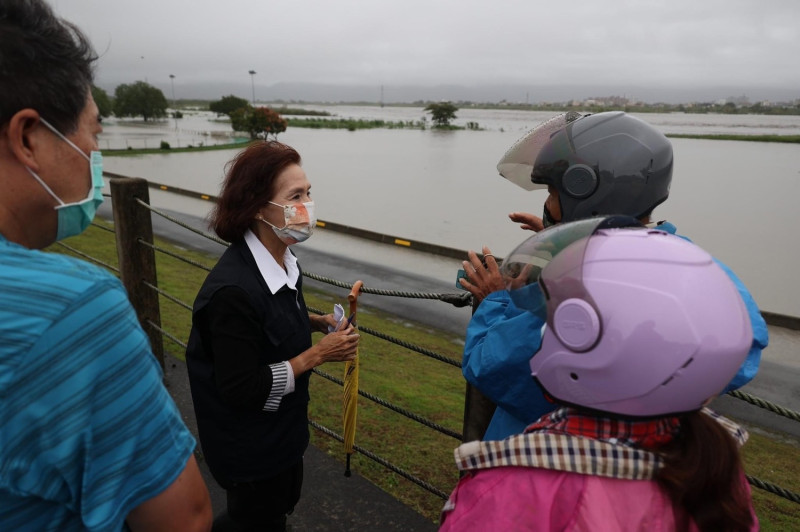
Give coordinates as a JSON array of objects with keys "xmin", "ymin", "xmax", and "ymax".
[{"xmin": 98, "ymin": 203, "xmax": 475, "ymax": 336}]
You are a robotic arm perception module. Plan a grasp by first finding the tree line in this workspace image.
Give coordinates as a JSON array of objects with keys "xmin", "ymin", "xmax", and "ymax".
[
  {"xmin": 91, "ymin": 83, "xmax": 288, "ymax": 139},
  {"xmin": 92, "ymin": 81, "xmax": 464, "ymax": 139}
]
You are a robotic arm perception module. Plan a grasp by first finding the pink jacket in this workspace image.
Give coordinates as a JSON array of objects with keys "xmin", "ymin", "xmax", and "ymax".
[{"xmin": 439, "ymin": 466, "xmax": 757, "ymax": 532}]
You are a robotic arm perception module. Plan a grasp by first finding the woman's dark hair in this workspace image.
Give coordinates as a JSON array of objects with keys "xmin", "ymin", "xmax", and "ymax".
[
  {"xmin": 211, "ymin": 141, "xmax": 302, "ymax": 243},
  {"xmin": 655, "ymin": 411, "xmax": 753, "ymax": 531},
  {"xmin": 0, "ymin": 0, "xmax": 97, "ymax": 133}
]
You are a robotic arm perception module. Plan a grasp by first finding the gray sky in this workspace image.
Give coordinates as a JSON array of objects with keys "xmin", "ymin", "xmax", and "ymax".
[{"xmin": 49, "ymin": 0, "xmax": 799, "ymax": 103}]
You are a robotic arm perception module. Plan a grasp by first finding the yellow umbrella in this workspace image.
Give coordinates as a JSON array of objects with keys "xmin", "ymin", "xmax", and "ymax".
[{"xmin": 343, "ymin": 280, "xmax": 363, "ymax": 477}]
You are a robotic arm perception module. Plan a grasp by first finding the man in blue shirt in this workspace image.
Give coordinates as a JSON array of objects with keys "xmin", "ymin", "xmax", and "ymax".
[
  {"xmin": 459, "ymin": 112, "xmax": 768, "ymax": 440},
  {"xmin": 0, "ymin": 1, "xmax": 212, "ymax": 530}
]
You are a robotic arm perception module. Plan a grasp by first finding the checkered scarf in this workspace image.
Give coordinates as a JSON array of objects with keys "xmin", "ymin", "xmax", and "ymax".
[
  {"xmin": 453, "ymin": 408, "xmax": 746, "ymax": 481},
  {"xmin": 525, "ymin": 407, "xmax": 681, "ymax": 449}
]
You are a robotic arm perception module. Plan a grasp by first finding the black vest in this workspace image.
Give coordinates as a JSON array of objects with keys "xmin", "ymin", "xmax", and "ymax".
[{"xmin": 186, "ymin": 241, "xmax": 311, "ymax": 485}]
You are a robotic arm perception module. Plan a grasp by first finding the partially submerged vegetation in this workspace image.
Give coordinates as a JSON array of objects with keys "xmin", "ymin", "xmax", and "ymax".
[
  {"xmin": 666, "ymin": 133, "xmax": 800, "ymax": 143},
  {"xmin": 287, "ymin": 117, "xmax": 427, "ymax": 131},
  {"xmin": 101, "ymin": 129, "xmax": 796, "ymax": 159},
  {"xmin": 103, "ymin": 140, "xmax": 248, "ymax": 156},
  {"xmin": 273, "ymin": 107, "xmax": 332, "ymax": 116},
  {"xmin": 452, "ymin": 100, "xmax": 800, "ymax": 116}
]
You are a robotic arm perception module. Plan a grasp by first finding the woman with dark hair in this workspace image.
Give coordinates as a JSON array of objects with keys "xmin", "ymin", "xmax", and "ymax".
[
  {"xmin": 441, "ymin": 219, "xmax": 757, "ymax": 532},
  {"xmin": 186, "ymin": 141, "xmax": 360, "ymax": 531}
]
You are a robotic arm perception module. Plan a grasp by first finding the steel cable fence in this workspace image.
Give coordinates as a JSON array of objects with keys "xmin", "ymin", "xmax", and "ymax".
[{"xmin": 50, "ymin": 191, "xmax": 800, "ymax": 508}]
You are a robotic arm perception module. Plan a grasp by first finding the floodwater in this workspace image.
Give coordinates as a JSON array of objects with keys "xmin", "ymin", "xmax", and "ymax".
[{"xmin": 100, "ymin": 107, "xmax": 800, "ymax": 318}]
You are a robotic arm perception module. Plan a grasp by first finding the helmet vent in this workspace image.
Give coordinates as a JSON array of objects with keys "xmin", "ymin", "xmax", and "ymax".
[
  {"xmin": 570, "ymin": 372, "xmax": 579, "ymax": 381},
  {"xmin": 681, "ymin": 358, "xmax": 694, "ymax": 369}
]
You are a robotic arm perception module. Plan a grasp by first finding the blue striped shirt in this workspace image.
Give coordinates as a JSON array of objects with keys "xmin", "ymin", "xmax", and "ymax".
[{"xmin": 0, "ymin": 234, "xmax": 195, "ymax": 531}]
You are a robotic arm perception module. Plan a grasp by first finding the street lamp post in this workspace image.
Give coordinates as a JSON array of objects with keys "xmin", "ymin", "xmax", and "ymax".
[
  {"xmin": 169, "ymin": 74, "xmax": 177, "ymax": 130},
  {"xmin": 140, "ymin": 55, "xmax": 147, "ymax": 83},
  {"xmin": 248, "ymin": 70, "xmax": 257, "ymax": 105}
]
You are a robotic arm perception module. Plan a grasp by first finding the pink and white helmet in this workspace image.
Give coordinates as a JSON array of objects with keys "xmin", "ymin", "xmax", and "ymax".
[{"xmin": 502, "ymin": 218, "xmax": 752, "ymax": 416}]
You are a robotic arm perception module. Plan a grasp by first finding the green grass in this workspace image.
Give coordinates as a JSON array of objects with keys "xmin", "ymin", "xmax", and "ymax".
[
  {"xmin": 48, "ymin": 219, "xmax": 800, "ymax": 526},
  {"xmin": 666, "ymin": 133, "xmax": 800, "ymax": 143},
  {"xmin": 103, "ymin": 139, "xmax": 250, "ymax": 157},
  {"xmin": 272, "ymin": 107, "xmax": 332, "ymax": 116},
  {"xmin": 742, "ymin": 429, "xmax": 800, "ymax": 530},
  {"xmin": 286, "ymin": 117, "xmax": 428, "ymax": 130}
]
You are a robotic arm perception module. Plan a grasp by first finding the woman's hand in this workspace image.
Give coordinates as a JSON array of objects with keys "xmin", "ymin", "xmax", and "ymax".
[
  {"xmin": 458, "ymin": 246, "xmax": 505, "ymax": 304},
  {"xmin": 315, "ymin": 325, "xmax": 360, "ymax": 363},
  {"xmin": 290, "ymin": 325, "xmax": 360, "ymax": 376},
  {"xmin": 310, "ymin": 313, "xmax": 339, "ymax": 334},
  {"xmin": 509, "ymin": 211, "xmax": 544, "ymax": 232}
]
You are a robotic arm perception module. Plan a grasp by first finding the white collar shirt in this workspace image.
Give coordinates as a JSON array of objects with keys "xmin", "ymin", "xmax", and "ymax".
[{"xmin": 244, "ymin": 228, "xmax": 299, "ymax": 295}]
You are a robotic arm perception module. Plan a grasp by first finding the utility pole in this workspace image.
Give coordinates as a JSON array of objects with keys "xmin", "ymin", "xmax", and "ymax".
[
  {"xmin": 169, "ymin": 74, "xmax": 176, "ymax": 107},
  {"xmin": 248, "ymin": 70, "xmax": 257, "ymax": 105},
  {"xmin": 169, "ymin": 74, "xmax": 177, "ymax": 129}
]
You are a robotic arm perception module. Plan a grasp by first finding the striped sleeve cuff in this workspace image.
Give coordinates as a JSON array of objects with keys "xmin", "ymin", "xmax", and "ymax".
[{"xmin": 263, "ymin": 361, "xmax": 292, "ymax": 412}]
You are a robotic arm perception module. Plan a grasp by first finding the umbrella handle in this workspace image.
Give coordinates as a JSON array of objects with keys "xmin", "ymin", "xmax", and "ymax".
[
  {"xmin": 343, "ymin": 280, "xmax": 363, "ymax": 478},
  {"xmin": 347, "ymin": 280, "xmax": 364, "ymax": 319}
]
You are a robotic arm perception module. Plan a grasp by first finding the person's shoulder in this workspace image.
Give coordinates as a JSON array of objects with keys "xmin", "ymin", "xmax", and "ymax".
[
  {"xmin": 1, "ymin": 245, "xmax": 126, "ymax": 324},
  {"xmin": 2, "ymin": 244, "xmax": 120, "ymax": 289},
  {"xmin": 200, "ymin": 243, "xmax": 258, "ymax": 292}
]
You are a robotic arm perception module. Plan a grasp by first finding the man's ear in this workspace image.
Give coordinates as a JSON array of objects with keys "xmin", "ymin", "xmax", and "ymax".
[{"xmin": 5, "ymin": 109, "xmax": 44, "ymax": 172}]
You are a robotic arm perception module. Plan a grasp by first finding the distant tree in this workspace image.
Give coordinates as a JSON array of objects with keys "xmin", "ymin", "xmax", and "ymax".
[
  {"xmin": 210, "ymin": 95, "xmax": 250, "ymax": 117},
  {"xmin": 424, "ymin": 102, "xmax": 458, "ymax": 127},
  {"xmin": 113, "ymin": 81, "xmax": 168, "ymax": 121},
  {"xmin": 91, "ymin": 86, "xmax": 113, "ymax": 118},
  {"xmin": 230, "ymin": 107, "xmax": 287, "ymax": 139}
]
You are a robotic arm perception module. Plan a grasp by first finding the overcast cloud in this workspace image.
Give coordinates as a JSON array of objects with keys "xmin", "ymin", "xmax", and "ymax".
[{"xmin": 49, "ymin": 0, "xmax": 799, "ymax": 103}]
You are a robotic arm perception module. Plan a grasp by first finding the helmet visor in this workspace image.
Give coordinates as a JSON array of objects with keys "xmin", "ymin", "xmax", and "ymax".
[
  {"xmin": 496, "ymin": 111, "xmax": 584, "ymax": 191},
  {"xmin": 502, "ymin": 216, "xmax": 643, "ymax": 322}
]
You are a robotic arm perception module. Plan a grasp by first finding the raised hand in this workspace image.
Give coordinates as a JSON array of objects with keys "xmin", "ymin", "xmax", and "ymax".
[
  {"xmin": 458, "ymin": 246, "xmax": 505, "ymax": 304},
  {"xmin": 509, "ymin": 211, "xmax": 544, "ymax": 232}
]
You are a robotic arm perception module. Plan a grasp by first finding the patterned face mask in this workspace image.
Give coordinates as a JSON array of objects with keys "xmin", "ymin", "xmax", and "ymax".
[{"xmin": 260, "ymin": 200, "xmax": 316, "ymax": 244}]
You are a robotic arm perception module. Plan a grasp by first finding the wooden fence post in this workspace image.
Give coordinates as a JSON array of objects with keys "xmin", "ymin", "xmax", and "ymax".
[
  {"xmin": 461, "ymin": 295, "xmax": 496, "ymax": 443},
  {"xmin": 110, "ymin": 177, "xmax": 165, "ymax": 368}
]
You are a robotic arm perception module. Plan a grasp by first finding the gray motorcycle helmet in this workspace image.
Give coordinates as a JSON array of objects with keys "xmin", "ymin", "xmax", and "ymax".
[{"xmin": 497, "ymin": 111, "xmax": 673, "ymax": 222}]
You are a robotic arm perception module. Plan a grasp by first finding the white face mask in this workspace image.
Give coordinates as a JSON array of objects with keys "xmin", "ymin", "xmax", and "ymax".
[
  {"xmin": 26, "ymin": 118, "xmax": 104, "ymax": 241},
  {"xmin": 259, "ymin": 200, "xmax": 316, "ymax": 244}
]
